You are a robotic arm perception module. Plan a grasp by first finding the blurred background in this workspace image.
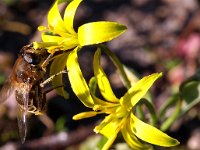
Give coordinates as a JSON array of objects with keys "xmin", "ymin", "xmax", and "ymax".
[{"xmin": 0, "ymin": 0, "xmax": 200, "ymax": 149}]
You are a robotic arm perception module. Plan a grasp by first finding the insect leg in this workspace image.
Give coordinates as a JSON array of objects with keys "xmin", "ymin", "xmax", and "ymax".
[
  {"xmin": 40, "ymin": 70, "xmax": 68, "ymax": 88},
  {"xmin": 40, "ymin": 53, "xmax": 54, "ymax": 70},
  {"xmin": 43, "ymin": 84, "xmax": 65, "ymax": 94}
]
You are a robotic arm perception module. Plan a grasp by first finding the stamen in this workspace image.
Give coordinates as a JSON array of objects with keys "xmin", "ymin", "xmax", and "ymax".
[
  {"xmin": 38, "ymin": 26, "xmax": 47, "ymax": 31},
  {"xmin": 73, "ymin": 111, "xmax": 97, "ymax": 120}
]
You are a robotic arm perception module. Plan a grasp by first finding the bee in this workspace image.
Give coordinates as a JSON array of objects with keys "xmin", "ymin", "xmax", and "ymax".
[{"xmin": 0, "ymin": 44, "xmax": 51, "ymax": 143}]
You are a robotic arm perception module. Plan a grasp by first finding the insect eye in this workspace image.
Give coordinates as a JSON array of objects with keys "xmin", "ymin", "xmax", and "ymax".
[{"xmin": 22, "ymin": 53, "xmax": 41, "ymax": 65}]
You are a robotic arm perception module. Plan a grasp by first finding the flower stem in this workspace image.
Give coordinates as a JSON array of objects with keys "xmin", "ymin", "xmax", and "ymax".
[
  {"xmin": 135, "ymin": 105, "xmax": 145, "ymax": 121},
  {"xmin": 138, "ymin": 98, "xmax": 158, "ymax": 126},
  {"xmin": 98, "ymin": 44, "xmax": 131, "ymax": 89},
  {"xmin": 160, "ymin": 98, "xmax": 182, "ymax": 131},
  {"xmin": 158, "ymin": 93, "xmax": 179, "ymax": 118}
]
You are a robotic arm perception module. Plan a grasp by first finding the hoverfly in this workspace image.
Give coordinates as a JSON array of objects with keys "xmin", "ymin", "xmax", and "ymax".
[{"xmin": 0, "ymin": 43, "xmax": 54, "ymax": 143}]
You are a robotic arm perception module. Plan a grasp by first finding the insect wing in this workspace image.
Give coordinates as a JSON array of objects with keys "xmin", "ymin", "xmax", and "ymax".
[
  {"xmin": 17, "ymin": 108, "xmax": 27, "ymax": 143},
  {"xmin": 0, "ymin": 79, "xmax": 15, "ymax": 103},
  {"xmin": 15, "ymin": 88, "xmax": 29, "ymax": 143}
]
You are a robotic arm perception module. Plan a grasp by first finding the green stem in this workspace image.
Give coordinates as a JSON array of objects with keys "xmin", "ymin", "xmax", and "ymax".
[
  {"xmin": 160, "ymin": 98, "xmax": 182, "ymax": 131},
  {"xmin": 98, "ymin": 44, "xmax": 131, "ymax": 89},
  {"xmin": 139, "ymin": 99, "xmax": 158, "ymax": 126},
  {"xmin": 136, "ymin": 105, "xmax": 145, "ymax": 121},
  {"xmin": 158, "ymin": 93, "xmax": 179, "ymax": 118}
]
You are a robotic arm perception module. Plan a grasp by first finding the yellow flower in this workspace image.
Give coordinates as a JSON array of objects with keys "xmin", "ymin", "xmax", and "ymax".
[
  {"xmin": 73, "ymin": 49, "xmax": 180, "ymax": 150},
  {"xmin": 34, "ymin": 0, "xmax": 126, "ymax": 106}
]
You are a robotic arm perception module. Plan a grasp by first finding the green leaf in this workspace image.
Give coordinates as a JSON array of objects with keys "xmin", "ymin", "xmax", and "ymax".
[
  {"xmin": 93, "ymin": 49, "xmax": 119, "ymax": 103},
  {"xmin": 50, "ymin": 52, "xmax": 69, "ymax": 99},
  {"xmin": 55, "ymin": 116, "xmax": 67, "ymax": 132},
  {"xmin": 158, "ymin": 94, "xmax": 179, "ymax": 119},
  {"xmin": 66, "ymin": 47, "xmax": 94, "ymax": 107},
  {"xmin": 130, "ymin": 113, "xmax": 179, "ymax": 147},
  {"xmin": 122, "ymin": 66, "xmax": 139, "ymax": 87},
  {"xmin": 178, "ymin": 68, "xmax": 200, "ymax": 115},
  {"xmin": 89, "ymin": 77, "xmax": 113, "ymax": 106},
  {"xmin": 78, "ymin": 21, "xmax": 127, "ymax": 46},
  {"xmin": 58, "ymin": 0, "xmax": 73, "ymax": 4},
  {"xmin": 88, "ymin": 77, "xmax": 112, "ymax": 106},
  {"xmin": 88, "ymin": 77, "xmax": 97, "ymax": 95},
  {"xmin": 102, "ymin": 134, "xmax": 118, "ymax": 150},
  {"xmin": 120, "ymin": 73, "xmax": 162, "ymax": 111},
  {"xmin": 79, "ymin": 135, "xmax": 103, "ymax": 150},
  {"xmin": 97, "ymin": 136, "xmax": 109, "ymax": 150},
  {"xmin": 180, "ymin": 81, "xmax": 200, "ymax": 115}
]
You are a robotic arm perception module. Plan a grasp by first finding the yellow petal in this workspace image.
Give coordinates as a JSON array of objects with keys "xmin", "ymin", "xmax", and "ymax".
[
  {"xmin": 64, "ymin": 0, "xmax": 83, "ymax": 35},
  {"xmin": 102, "ymin": 134, "xmax": 118, "ymax": 150},
  {"xmin": 60, "ymin": 36, "xmax": 79, "ymax": 49},
  {"xmin": 33, "ymin": 41, "xmax": 58, "ymax": 49},
  {"xmin": 42, "ymin": 34, "xmax": 64, "ymax": 43},
  {"xmin": 94, "ymin": 114, "xmax": 121, "ymax": 138},
  {"xmin": 93, "ymin": 49, "xmax": 119, "ymax": 103},
  {"xmin": 120, "ymin": 73, "xmax": 162, "ymax": 111},
  {"xmin": 121, "ymin": 127, "xmax": 149, "ymax": 150},
  {"xmin": 56, "ymin": 31, "xmax": 73, "ymax": 38},
  {"xmin": 42, "ymin": 34, "xmax": 78, "ymax": 50},
  {"xmin": 50, "ymin": 52, "xmax": 69, "ymax": 99},
  {"xmin": 66, "ymin": 47, "xmax": 94, "ymax": 107},
  {"xmin": 130, "ymin": 113, "xmax": 180, "ymax": 147},
  {"xmin": 78, "ymin": 21, "xmax": 127, "ymax": 46},
  {"xmin": 121, "ymin": 115, "xmax": 151, "ymax": 149},
  {"xmin": 48, "ymin": 1, "xmax": 66, "ymax": 33},
  {"xmin": 92, "ymin": 93, "xmax": 112, "ymax": 106},
  {"xmin": 89, "ymin": 77, "xmax": 114, "ymax": 106}
]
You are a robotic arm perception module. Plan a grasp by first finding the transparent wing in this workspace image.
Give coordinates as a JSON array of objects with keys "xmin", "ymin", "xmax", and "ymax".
[
  {"xmin": 17, "ymin": 106, "xmax": 28, "ymax": 144},
  {"xmin": 0, "ymin": 79, "xmax": 15, "ymax": 103},
  {"xmin": 15, "ymin": 87, "xmax": 29, "ymax": 143}
]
